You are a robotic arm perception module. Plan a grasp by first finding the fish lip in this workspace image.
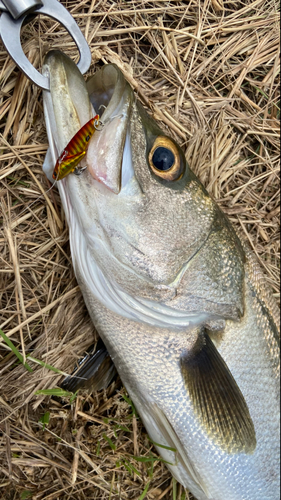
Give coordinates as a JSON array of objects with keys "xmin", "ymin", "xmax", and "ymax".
[
  {"xmin": 85, "ymin": 64, "xmax": 135, "ymax": 194},
  {"xmin": 42, "ymin": 50, "xmax": 93, "ymax": 172}
]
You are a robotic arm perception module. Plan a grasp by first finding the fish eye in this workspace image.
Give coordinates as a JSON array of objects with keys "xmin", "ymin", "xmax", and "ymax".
[
  {"xmin": 148, "ymin": 136, "xmax": 183, "ymax": 181},
  {"xmin": 152, "ymin": 147, "xmax": 175, "ymax": 171},
  {"xmin": 86, "ymin": 135, "xmax": 90, "ymax": 142}
]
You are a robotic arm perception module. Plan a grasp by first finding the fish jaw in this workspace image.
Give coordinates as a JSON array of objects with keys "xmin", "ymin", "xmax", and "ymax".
[
  {"xmin": 42, "ymin": 50, "xmax": 93, "ymax": 161},
  {"xmin": 86, "ymin": 64, "xmax": 135, "ymax": 194}
]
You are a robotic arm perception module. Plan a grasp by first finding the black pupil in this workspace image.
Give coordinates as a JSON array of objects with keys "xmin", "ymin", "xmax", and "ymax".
[
  {"xmin": 152, "ymin": 147, "xmax": 175, "ymax": 171},
  {"xmin": 86, "ymin": 135, "xmax": 90, "ymax": 142}
]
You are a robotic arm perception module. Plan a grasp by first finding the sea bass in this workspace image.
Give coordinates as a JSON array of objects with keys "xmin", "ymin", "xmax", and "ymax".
[{"xmin": 42, "ymin": 51, "xmax": 280, "ymax": 500}]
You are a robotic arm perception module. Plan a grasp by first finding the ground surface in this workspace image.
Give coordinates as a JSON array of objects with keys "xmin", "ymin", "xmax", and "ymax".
[{"xmin": 0, "ymin": 0, "xmax": 280, "ymax": 499}]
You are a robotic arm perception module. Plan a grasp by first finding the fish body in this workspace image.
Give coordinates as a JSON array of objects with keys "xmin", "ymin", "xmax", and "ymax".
[{"xmin": 42, "ymin": 51, "xmax": 280, "ymax": 500}]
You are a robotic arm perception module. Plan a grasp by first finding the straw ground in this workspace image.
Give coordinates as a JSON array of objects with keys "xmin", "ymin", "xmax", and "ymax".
[{"xmin": 0, "ymin": 0, "xmax": 279, "ymax": 499}]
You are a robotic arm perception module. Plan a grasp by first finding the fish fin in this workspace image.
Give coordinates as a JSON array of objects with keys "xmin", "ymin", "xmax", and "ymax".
[
  {"xmin": 181, "ymin": 332, "xmax": 256, "ymax": 454},
  {"xmin": 151, "ymin": 403, "xmax": 209, "ymax": 497},
  {"xmin": 60, "ymin": 338, "xmax": 117, "ymax": 393}
]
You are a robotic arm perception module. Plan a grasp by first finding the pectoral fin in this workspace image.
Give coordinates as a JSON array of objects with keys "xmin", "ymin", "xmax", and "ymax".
[
  {"xmin": 181, "ymin": 332, "xmax": 256, "ymax": 454},
  {"xmin": 60, "ymin": 338, "xmax": 117, "ymax": 393}
]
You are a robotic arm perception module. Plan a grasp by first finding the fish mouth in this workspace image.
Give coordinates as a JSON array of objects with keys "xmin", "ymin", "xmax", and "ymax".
[
  {"xmin": 85, "ymin": 64, "xmax": 135, "ymax": 194},
  {"xmin": 43, "ymin": 51, "xmax": 134, "ymax": 194}
]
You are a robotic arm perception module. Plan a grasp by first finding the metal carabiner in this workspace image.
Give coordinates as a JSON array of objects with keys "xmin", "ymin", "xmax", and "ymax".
[{"xmin": 0, "ymin": 0, "xmax": 92, "ymax": 90}]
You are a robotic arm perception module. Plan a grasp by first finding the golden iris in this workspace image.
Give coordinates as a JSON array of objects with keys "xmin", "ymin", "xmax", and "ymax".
[{"xmin": 148, "ymin": 136, "xmax": 183, "ymax": 181}]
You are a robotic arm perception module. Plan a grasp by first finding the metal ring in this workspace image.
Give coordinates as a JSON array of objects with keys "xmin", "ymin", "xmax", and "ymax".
[
  {"xmin": 94, "ymin": 119, "xmax": 104, "ymax": 132},
  {"xmin": 0, "ymin": 0, "xmax": 91, "ymax": 90}
]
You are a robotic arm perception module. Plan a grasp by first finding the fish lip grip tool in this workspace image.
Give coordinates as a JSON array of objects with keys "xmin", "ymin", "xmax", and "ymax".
[{"xmin": 0, "ymin": 0, "xmax": 91, "ymax": 90}]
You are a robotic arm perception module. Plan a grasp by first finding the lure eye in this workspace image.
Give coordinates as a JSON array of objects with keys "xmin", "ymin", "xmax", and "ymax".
[
  {"xmin": 148, "ymin": 136, "xmax": 183, "ymax": 181},
  {"xmin": 86, "ymin": 135, "xmax": 90, "ymax": 142}
]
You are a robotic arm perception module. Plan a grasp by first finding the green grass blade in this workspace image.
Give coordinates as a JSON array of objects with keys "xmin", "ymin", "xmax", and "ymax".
[
  {"xmin": 132, "ymin": 454, "xmax": 174, "ymax": 466},
  {"xmin": 0, "ymin": 328, "xmax": 32, "ymax": 372},
  {"xmin": 35, "ymin": 388, "xmax": 74, "ymax": 397},
  {"xmin": 0, "ymin": 331, "xmax": 69, "ymax": 376},
  {"xmin": 26, "ymin": 355, "xmax": 69, "ymax": 375},
  {"xmin": 133, "ymin": 455, "xmax": 157, "ymax": 463},
  {"xmin": 102, "ymin": 433, "xmax": 116, "ymax": 450},
  {"xmin": 138, "ymin": 481, "xmax": 151, "ymax": 500},
  {"xmin": 121, "ymin": 393, "xmax": 138, "ymax": 416},
  {"xmin": 148, "ymin": 437, "xmax": 177, "ymax": 452},
  {"xmin": 38, "ymin": 411, "xmax": 50, "ymax": 430},
  {"xmin": 124, "ymin": 459, "xmax": 141, "ymax": 477}
]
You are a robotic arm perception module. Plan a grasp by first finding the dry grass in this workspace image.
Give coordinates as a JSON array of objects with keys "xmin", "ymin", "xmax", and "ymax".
[{"xmin": 0, "ymin": 0, "xmax": 280, "ymax": 499}]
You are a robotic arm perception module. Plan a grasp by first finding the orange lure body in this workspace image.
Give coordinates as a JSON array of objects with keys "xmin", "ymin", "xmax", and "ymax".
[{"xmin": 52, "ymin": 115, "xmax": 99, "ymax": 181}]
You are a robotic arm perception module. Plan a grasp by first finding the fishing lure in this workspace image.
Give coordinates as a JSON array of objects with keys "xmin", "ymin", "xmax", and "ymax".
[{"xmin": 52, "ymin": 115, "xmax": 100, "ymax": 180}]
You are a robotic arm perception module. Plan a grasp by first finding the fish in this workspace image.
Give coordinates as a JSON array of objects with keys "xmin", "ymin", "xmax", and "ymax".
[
  {"xmin": 42, "ymin": 50, "xmax": 280, "ymax": 500},
  {"xmin": 52, "ymin": 115, "xmax": 100, "ymax": 180}
]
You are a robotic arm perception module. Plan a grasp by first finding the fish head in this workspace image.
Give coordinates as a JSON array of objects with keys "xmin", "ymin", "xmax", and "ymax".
[
  {"xmin": 43, "ymin": 51, "xmax": 244, "ymax": 323},
  {"xmin": 86, "ymin": 69, "xmax": 219, "ymax": 298}
]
